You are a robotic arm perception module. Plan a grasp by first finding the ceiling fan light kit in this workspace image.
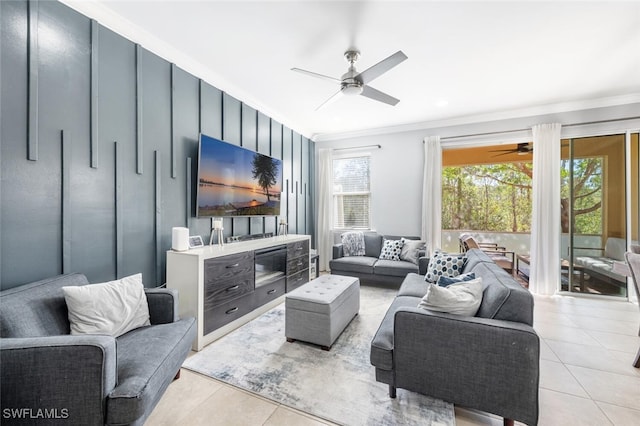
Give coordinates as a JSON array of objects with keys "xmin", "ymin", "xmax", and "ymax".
[{"xmin": 292, "ymin": 49, "xmax": 408, "ymax": 110}]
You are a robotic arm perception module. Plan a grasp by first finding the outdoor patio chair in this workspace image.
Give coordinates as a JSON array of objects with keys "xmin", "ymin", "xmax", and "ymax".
[{"xmin": 459, "ymin": 234, "xmax": 515, "ymax": 274}]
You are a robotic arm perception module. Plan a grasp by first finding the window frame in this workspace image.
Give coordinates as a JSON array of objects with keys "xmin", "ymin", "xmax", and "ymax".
[{"xmin": 331, "ymin": 153, "xmax": 372, "ymax": 230}]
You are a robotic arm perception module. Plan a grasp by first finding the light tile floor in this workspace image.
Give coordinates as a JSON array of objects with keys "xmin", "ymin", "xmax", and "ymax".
[{"xmin": 147, "ymin": 294, "xmax": 640, "ymax": 426}]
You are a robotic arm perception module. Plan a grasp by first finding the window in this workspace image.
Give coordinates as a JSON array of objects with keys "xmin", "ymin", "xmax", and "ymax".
[{"xmin": 333, "ymin": 155, "xmax": 371, "ymax": 229}]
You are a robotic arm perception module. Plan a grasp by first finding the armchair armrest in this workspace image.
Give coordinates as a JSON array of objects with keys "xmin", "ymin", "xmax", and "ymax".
[
  {"xmin": 145, "ymin": 288, "xmax": 179, "ymax": 324},
  {"xmin": 332, "ymin": 243, "xmax": 345, "ymax": 259},
  {"xmin": 418, "ymin": 256, "xmax": 430, "ymax": 275},
  {"xmin": 393, "ymin": 307, "xmax": 539, "ymax": 425},
  {"xmin": 1, "ymin": 335, "xmax": 117, "ymax": 425}
]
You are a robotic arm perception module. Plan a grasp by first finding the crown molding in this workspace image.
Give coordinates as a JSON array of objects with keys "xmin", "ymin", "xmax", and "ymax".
[{"xmin": 312, "ymin": 93, "xmax": 640, "ymax": 142}]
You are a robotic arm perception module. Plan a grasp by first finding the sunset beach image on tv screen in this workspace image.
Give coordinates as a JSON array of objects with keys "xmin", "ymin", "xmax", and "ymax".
[{"xmin": 197, "ymin": 135, "xmax": 282, "ymax": 217}]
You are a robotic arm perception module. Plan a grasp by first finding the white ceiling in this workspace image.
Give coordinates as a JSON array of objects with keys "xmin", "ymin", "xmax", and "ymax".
[{"xmin": 64, "ymin": 1, "xmax": 640, "ymax": 141}]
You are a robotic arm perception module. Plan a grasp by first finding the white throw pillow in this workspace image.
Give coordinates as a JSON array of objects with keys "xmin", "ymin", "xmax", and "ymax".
[
  {"xmin": 418, "ymin": 278, "xmax": 484, "ymax": 317},
  {"xmin": 63, "ymin": 273, "xmax": 150, "ymax": 337}
]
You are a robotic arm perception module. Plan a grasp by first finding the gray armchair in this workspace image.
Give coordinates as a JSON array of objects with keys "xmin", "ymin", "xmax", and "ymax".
[{"xmin": 0, "ymin": 273, "xmax": 196, "ymax": 425}]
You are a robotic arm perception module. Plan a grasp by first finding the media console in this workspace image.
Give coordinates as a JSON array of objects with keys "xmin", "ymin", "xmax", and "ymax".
[{"xmin": 166, "ymin": 234, "xmax": 311, "ymax": 350}]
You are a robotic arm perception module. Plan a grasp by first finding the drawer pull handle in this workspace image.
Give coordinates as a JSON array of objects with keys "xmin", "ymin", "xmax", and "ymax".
[
  {"xmin": 226, "ymin": 263, "xmax": 240, "ymax": 268},
  {"xmin": 296, "ymin": 247, "xmax": 303, "ymax": 251},
  {"xmin": 267, "ymin": 289, "xmax": 276, "ymax": 295},
  {"xmin": 226, "ymin": 285, "xmax": 240, "ymax": 292},
  {"xmin": 297, "ymin": 262, "xmax": 303, "ymax": 267},
  {"xmin": 225, "ymin": 307, "xmax": 239, "ymax": 315}
]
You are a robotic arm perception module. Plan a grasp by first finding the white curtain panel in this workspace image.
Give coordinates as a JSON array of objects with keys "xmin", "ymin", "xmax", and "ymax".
[
  {"xmin": 317, "ymin": 148, "xmax": 334, "ymax": 271},
  {"xmin": 422, "ymin": 136, "xmax": 442, "ymax": 255},
  {"xmin": 530, "ymin": 123, "xmax": 562, "ymax": 295}
]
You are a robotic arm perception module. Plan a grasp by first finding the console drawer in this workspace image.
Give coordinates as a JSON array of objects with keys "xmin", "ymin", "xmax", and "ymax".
[
  {"xmin": 204, "ymin": 294, "xmax": 254, "ymax": 335},
  {"xmin": 286, "ymin": 269, "xmax": 309, "ymax": 292},
  {"xmin": 204, "ymin": 274, "xmax": 254, "ymax": 308},
  {"xmin": 287, "ymin": 255, "xmax": 309, "ymax": 276},
  {"xmin": 287, "ymin": 240, "xmax": 309, "ymax": 259},
  {"xmin": 204, "ymin": 251, "xmax": 254, "ymax": 283},
  {"xmin": 252, "ymin": 278, "xmax": 286, "ymax": 307}
]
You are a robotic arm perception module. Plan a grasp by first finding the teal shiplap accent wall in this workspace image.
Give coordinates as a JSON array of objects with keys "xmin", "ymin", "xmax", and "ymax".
[{"xmin": 0, "ymin": 0, "xmax": 315, "ymax": 290}]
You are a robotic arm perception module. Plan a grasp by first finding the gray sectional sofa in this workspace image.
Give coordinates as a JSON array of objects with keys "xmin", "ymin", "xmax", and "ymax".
[
  {"xmin": 0, "ymin": 273, "xmax": 196, "ymax": 426},
  {"xmin": 330, "ymin": 232, "xmax": 427, "ymax": 286},
  {"xmin": 370, "ymin": 249, "xmax": 539, "ymax": 426}
]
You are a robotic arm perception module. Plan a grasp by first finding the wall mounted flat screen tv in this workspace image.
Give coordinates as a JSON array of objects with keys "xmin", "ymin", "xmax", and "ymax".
[{"xmin": 197, "ymin": 134, "xmax": 283, "ymax": 217}]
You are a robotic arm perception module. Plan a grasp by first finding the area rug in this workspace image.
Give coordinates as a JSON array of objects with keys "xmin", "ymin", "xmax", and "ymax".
[{"xmin": 183, "ymin": 285, "xmax": 455, "ymax": 426}]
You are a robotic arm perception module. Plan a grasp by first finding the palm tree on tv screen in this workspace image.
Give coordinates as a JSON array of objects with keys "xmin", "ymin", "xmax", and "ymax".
[{"xmin": 251, "ymin": 154, "xmax": 278, "ymax": 201}]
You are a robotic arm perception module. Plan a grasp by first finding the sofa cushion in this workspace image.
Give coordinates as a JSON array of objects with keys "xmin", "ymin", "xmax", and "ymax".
[
  {"xmin": 63, "ymin": 274, "xmax": 151, "ymax": 337},
  {"xmin": 397, "ymin": 273, "xmax": 430, "ymax": 297},
  {"xmin": 379, "ymin": 239, "xmax": 404, "ymax": 261},
  {"xmin": 424, "ymin": 251, "xmax": 466, "ymax": 283},
  {"xmin": 108, "ymin": 318, "xmax": 196, "ymax": 425},
  {"xmin": 0, "ymin": 273, "xmax": 89, "ymax": 338},
  {"xmin": 364, "ymin": 232, "xmax": 384, "ymax": 258},
  {"xmin": 374, "ymin": 259, "xmax": 419, "ymax": 277},
  {"xmin": 330, "ymin": 256, "xmax": 378, "ymax": 275},
  {"xmin": 418, "ymin": 278, "xmax": 484, "ymax": 316},
  {"xmin": 370, "ymin": 295, "xmax": 422, "ymax": 371}
]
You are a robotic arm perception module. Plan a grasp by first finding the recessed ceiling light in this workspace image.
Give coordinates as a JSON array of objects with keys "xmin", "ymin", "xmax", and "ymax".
[{"xmin": 436, "ymin": 99, "xmax": 449, "ymax": 108}]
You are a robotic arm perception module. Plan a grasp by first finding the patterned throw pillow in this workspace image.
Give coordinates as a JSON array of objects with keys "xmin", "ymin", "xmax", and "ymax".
[
  {"xmin": 424, "ymin": 250, "xmax": 467, "ymax": 283},
  {"xmin": 379, "ymin": 239, "xmax": 404, "ymax": 261},
  {"xmin": 436, "ymin": 272, "xmax": 476, "ymax": 287}
]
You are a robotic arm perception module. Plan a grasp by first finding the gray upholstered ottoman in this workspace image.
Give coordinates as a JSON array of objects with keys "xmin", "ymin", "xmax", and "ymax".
[{"xmin": 285, "ymin": 274, "xmax": 360, "ymax": 350}]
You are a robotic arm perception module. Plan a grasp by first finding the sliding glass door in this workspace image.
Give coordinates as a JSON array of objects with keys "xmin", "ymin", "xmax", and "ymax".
[{"xmin": 561, "ymin": 134, "xmax": 629, "ymax": 296}]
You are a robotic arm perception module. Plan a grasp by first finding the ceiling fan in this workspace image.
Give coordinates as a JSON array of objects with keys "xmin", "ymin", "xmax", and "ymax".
[
  {"xmin": 291, "ymin": 50, "xmax": 408, "ymax": 110},
  {"xmin": 489, "ymin": 143, "xmax": 533, "ymax": 156}
]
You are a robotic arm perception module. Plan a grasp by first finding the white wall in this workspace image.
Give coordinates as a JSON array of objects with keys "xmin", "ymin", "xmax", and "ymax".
[
  {"xmin": 317, "ymin": 130, "xmax": 425, "ymax": 236},
  {"xmin": 314, "ymin": 103, "xmax": 640, "ymax": 240}
]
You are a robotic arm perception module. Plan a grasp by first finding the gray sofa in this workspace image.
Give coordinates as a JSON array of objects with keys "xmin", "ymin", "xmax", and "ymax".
[
  {"xmin": 370, "ymin": 249, "xmax": 539, "ymax": 426},
  {"xmin": 0, "ymin": 273, "xmax": 196, "ymax": 426},
  {"xmin": 330, "ymin": 232, "xmax": 427, "ymax": 286}
]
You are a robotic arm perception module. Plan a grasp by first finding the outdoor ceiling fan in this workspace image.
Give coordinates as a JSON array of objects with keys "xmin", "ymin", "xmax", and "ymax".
[
  {"xmin": 291, "ymin": 50, "xmax": 407, "ymax": 110},
  {"xmin": 489, "ymin": 143, "xmax": 534, "ymax": 156}
]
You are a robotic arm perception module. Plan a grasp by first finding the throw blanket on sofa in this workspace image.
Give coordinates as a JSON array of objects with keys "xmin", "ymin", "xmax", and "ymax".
[{"xmin": 341, "ymin": 231, "xmax": 365, "ymax": 256}]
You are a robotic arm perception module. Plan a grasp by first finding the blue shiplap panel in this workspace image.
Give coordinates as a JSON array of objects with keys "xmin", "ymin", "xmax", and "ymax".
[
  {"xmin": 167, "ymin": 65, "xmax": 199, "ymax": 251},
  {"xmin": 222, "ymin": 93, "xmax": 241, "ymax": 145},
  {"xmin": 1, "ymin": 0, "xmax": 29, "ymax": 286},
  {"xmin": 200, "ymin": 81, "xmax": 222, "ymax": 139},
  {"xmin": 132, "ymin": 48, "xmax": 170, "ymax": 285},
  {"xmin": 257, "ymin": 112, "xmax": 270, "ymax": 155},
  {"xmin": 241, "ymin": 103, "xmax": 257, "ymax": 151},
  {"xmin": 87, "ymin": 24, "xmax": 135, "ymax": 283}
]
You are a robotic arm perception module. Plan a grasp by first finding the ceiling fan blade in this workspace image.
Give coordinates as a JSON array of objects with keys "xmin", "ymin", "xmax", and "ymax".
[
  {"xmin": 291, "ymin": 68, "xmax": 341, "ymax": 84},
  {"xmin": 355, "ymin": 50, "xmax": 408, "ymax": 85},
  {"xmin": 315, "ymin": 89, "xmax": 344, "ymax": 111},
  {"xmin": 360, "ymin": 85, "xmax": 400, "ymax": 106},
  {"xmin": 488, "ymin": 148, "xmax": 516, "ymax": 153},
  {"xmin": 491, "ymin": 151, "xmax": 519, "ymax": 157}
]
